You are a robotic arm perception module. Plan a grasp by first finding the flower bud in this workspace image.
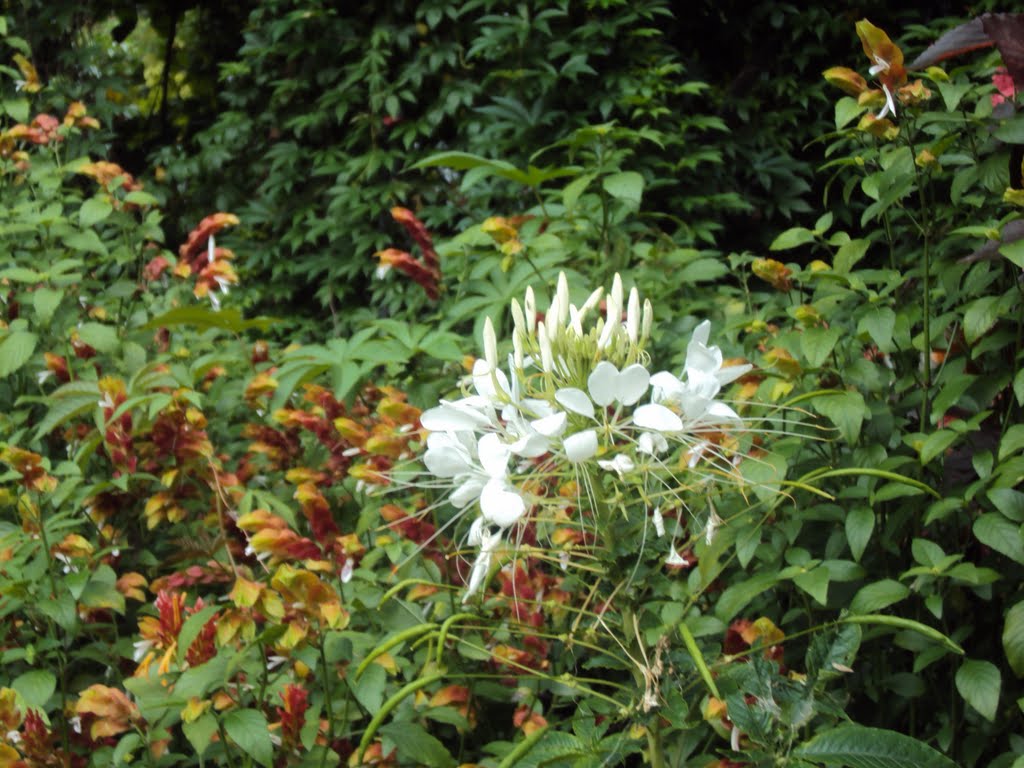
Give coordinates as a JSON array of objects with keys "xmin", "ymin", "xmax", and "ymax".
[
  {"xmin": 483, "ymin": 317, "xmax": 498, "ymax": 371},
  {"xmin": 627, "ymin": 287, "xmax": 640, "ymax": 344}
]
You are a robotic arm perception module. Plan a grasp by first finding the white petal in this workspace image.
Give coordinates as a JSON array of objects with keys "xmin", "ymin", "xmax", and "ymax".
[
  {"xmin": 451, "ymin": 476, "xmax": 485, "ymax": 507},
  {"xmin": 480, "ymin": 479, "xmax": 526, "ymax": 528},
  {"xmin": 467, "ymin": 516, "xmax": 486, "ymax": 546},
  {"xmin": 421, "ymin": 401, "xmax": 491, "ymax": 432},
  {"xmin": 477, "ymin": 433, "xmax": 510, "ymax": 478},
  {"xmin": 652, "ymin": 507, "xmax": 665, "ymax": 537},
  {"xmin": 587, "ymin": 361, "xmax": 619, "ymax": 407},
  {"xmin": 650, "ymin": 371, "xmax": 683, "ymax": 404},
  {"xmin": 564, "ymin": 430, "xmax": 598, "ymax": 462},
  {"xmin": 532, "ymin": 411, "xmax": 567, "ymax": 437},
  {"xmin": 703, "ymin": 401, "xmax": 743, "ymax": 423},
  {"xmin": 555, "ymin": 387, "xmax": 595, "ymax": 418},
  {"xmin": 665, "ymin": 548, "xmax": 689, "ymax": 567},
  {"xmin": 617, "ymin": 364, "xmax": 650, "ymax": 406},
  {"xmin": 424, "ymin": 438, "xmax": 473, "ymax": 477},
  {"xmin": 637, "ymin": 431, "xmax": 669, "ymax": 456},
  {"xmin": 634, "ymin": 403, "xmax": 683, "ymax": 432},
  {"xmin": 463, "ymin": 548, "xmax": 492, "ymax": 601},
  {"xmin": 716, "ymin": 362, "xmax": 753, "ymax": 386}
]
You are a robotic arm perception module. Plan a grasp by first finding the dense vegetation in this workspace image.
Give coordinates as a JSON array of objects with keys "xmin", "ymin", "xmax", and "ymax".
[{"xmin": 1, "ymin": 2, "xmax": 1022, "ymax": 767}]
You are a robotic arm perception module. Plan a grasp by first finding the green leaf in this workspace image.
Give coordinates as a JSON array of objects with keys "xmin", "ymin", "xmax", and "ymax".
[
  {"xmin": 410, "ymin": 150, "xmax": 516, "ymax": 173},
  {"xmin": 12, "ymin": 670, "xmax": 56, "ymax": 709},
  {"xmin": 770, "ymin": 227, "xmax": 816, "ymax": 251},
  {"xmin": 0, "ymin": 331, "xmax": 37, "ymax": 377},
  {"xmin": 715, "ymin": 573, "xmax": 778, "ymax": 621},
  {"xmin": 1000, "ymin": 239, "xmax": 1024, "ymax": 268},
  {"xmin": 858, "ymin": 307, "xmax": 896, "ymax": 352},
  {"xmin": 143, "ymin": 306, "xmax": 274, "ymax": 332},
  {"xmin": 112, "ymin": 732, "xmax": 142, "ymax": 765},
  {"xmin": 835, "ymin": 96, "xmax": 864, "ymax": 129},
  {"xmin": 801, "ymin": 327, "xmax": 840, "ymax": 368},
  {"xmin": 349, "ymin": 662, "xmax": 386, "ymax": 713},
  {"xmin": 562, "ymin": 173, "xmax": 595, "ymax": 210},
  {"xmin": 989, "ymin": 488, "xmax": 1024, "ymax": 521},
  {"xmin": 602, "ymin": 171, "xmax": 643, "ymax": 206},
  {"xmin": 995, "ymin": 113, "xmax": 1024, "ymax": 143},
  {"xmin": 834, "ymin": 238, "xmax": 870, "ymax": 273},
  {"xmin": 32, "ymin": 288, "xmax": 63, "ymax": 326},
  {"xmin": 224, "ymin": 708, "xmax": 273, "ymax": 767},
  {"xmin": 813, "ymin": 391, "xmax": 867, "ymax": 444},
  {"xmin": 974, "ymin": 513, "xmax": 1024, "ymax": 564},
  {"xmin": 379, "ymin": 721, "xmax": 456, "ymax": 768},
  {"xmin": 963, "ymin": 296, "xmax": 1000, "ymax": 344},
  {"xmin": 937, "ymin": 81, "xmax": 973, "ymax": 112},
  {"xmin": 955, "ymin": 659, "xmax": 1000, "ymax": 721},
  {"xmin": 845, "ymin": 507, "xmax": 874, "ymax": 562},
  {"xmin": 79, "ymin": 197, "xmax": 113, "ymax": 227},
  {"xmin": 678, "ymin": 258, "xmax": 729, "ymax": 283},
  {"xmin": 999, "ymin": 424, "xmax": 1024, "ymax": 461},
  {"xmin": 1003, "ymin": 601, "xmax": 1024, "ymax": 677},
  {"xmin": 792, "ymin": 566, "xmax": 830, "ymax": 606},
  {"xmin": 794, "ymin": 724, "xmax": 957, "ymax": 768},
  {"xmin": 920, "ymin": 430, "xmax": 957, "ymax": 465},
  {"xmin": 850, "ymin": 579, "xmax": 909, "ymax": 614},
  {"xmin": 63, "ymin": 230, "xmax": 107, "ymax": 256},
  {"xmin": 1016, "ymin": 368, "xmax": 1024, "ymax": 406},
  {"xmin": 77, "ymin": 322, "xmax": 119, "ymax": 354},
  {"xmin": 182, "ymin": 713, "xmax": 218, "ymax": 758},
  {"xmin": 4, "ymin": 97, "xmax": 29, "ymax": 123},
  {"xmin": 0, "ymin": 266, "xmax": 44, "ymax": 282}
]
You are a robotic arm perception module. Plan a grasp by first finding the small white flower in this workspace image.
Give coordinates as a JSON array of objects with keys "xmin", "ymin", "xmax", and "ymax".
[
  {"xmin": 665, "ymin": 548, "xmax": 690, "ymax": 567},
  {"xmin": 340, "ymin": 558, "xmax": 354, "ymax": 583},
  {"xmin": 597, "ymin": 454, "xmax": 634, "ymax": 478},
  {"xmin": 652, "ymin": 507, "xmax": 665, "ymax": 537},
  {"xmin": 463, "ymin": 520, "xmax": 502, "ymax": 602}
]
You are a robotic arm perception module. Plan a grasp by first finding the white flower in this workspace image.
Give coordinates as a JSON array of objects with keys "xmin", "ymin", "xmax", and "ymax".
[
  {"xmin": 422, "ymin": 432, "xmax": 525, "ymax": 528},
  {"xmin": 665, "ymin": 548, "xmax": 690, "ymax": 567},
  {"xmin": 463, "ymin": 518, "xmax": 503, "ymax": 602},
  {"xmin": 598, "ymin": 454, "xmax": 635, "ymax": 478},
  {"xmin": 652, "ymin": 507, "xmax": 665, "ymax": 537}
]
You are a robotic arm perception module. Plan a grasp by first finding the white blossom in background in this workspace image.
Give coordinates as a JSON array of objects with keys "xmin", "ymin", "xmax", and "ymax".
[{"xmin": 417, "ymin": 272, "xmax": 752, "ymax": 599}]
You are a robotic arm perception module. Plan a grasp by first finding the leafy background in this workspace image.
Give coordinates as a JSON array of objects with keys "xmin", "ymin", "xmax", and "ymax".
[{"xmin": 1, "ymin": 1, "xmax": 1023, "ymax": 767}]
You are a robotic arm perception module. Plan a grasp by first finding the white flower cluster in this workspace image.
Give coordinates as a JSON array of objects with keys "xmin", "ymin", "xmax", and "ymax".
[{"xmin": 420, "ymin": 273, "xmax": 751, "ymax": 601}]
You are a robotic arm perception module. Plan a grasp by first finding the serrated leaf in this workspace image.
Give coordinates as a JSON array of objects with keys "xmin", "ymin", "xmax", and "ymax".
[
  {"xmin": 13, "ymin": 670, "xmax": 56, "ymax": 709},
  {"xmin": 79, "ymin": 198, "xmax": 112, "ymax": 227},
  {"xmin": 379, "ymin": 721, "xmax": 455, "ymax": 768},
  {"xmin": 224, "ymin": 709, "xmax": 273, "ymax": 767},
  {"xmin": 770, "ymin": 227, "xmax": 816, "ymax": 251},
  {"xmin": 846, "ymin": 508, "xmax": 874, "ymax": 562},
  {"xmin": 956, "ymin": 659, "xmax": 1000, "ymax": 721},
  {"xmin": 850, "ymin": 579, "xmax": 909, "ymax": 614},
  {"xmin": 0, "ymin": 331, "xmax": 37, "ymax": 377},
  {"xmin": 602, "ymin": 171, "xmax": 643, "ymax": 206},
  {"xmin": 794, "ymin": 724, "xmax": 957, "ymax": 768},
  {"xmin": 974, "ymin": 513, "xmax": 1024, "ymax": 564}
]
